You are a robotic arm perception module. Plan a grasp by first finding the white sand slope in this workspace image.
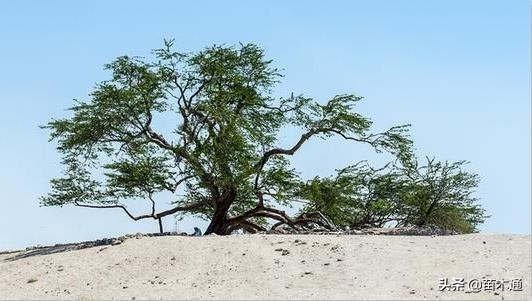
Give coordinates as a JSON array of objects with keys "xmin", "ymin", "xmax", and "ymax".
[{"xmin": 0, "ymin": 233, "xmax": 530, "ymax": 300}]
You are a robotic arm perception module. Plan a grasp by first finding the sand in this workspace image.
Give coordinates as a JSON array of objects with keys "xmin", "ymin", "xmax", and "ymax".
[{"xmin": 0, "ymin": 233, "xmax": 530, "ymax": 300}]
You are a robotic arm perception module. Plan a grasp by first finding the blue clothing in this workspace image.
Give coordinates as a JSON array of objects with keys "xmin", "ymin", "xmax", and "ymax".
[{"xmin": 192, "ymin": 227, "xmax": 202, "ymax": 236}]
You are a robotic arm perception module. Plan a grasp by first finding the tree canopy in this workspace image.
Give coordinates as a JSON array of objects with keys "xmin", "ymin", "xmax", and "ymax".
[
  {"xmin": 42, "ymin": 41, "xmax": 486, "ymax": 234},
  {"xmin": 299, "ymin": 157, "xmax": 486, "ymax": 233}
]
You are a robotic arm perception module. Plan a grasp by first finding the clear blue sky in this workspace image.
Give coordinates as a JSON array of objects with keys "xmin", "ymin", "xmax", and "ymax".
[{"xmin": 0, "ymin": 0, "xmax": 529, "ymax": 250}]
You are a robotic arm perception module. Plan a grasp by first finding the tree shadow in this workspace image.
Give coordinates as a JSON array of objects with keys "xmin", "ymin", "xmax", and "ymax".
[
  {"xmin": 2, "ymin": 243, "xmax": 89, "ymax": 262},
  {"xmin": 2, "ymin": 232, "xmax": 189, "ymax": 262}
]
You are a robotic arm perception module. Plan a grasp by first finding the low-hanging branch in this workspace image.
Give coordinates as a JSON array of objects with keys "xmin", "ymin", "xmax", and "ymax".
[{"xmin": 73, "ymin": 199, "xmax": 209, "ymax": 233}]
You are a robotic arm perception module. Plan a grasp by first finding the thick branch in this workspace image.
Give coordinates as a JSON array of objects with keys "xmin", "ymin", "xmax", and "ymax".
[
  {"xmin": 226, "ymin": 206, "xmax": 300, "ymax": 231},
  {"xmin": 154, "ymin": 200, "xmax": 209, "ymax": 218},
  {"xmin": 225, "ymin": 219, "xmax": 266, "ymax": 234}
]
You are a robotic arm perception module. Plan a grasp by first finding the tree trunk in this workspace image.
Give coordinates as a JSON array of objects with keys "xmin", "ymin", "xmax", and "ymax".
[
  {"xmin": 204, "ymin": 188, "xmax": 237, "ymax": 235},
  {"xmin": 158, "ymin": 217, "xmax": 164, "ymax": 233}
]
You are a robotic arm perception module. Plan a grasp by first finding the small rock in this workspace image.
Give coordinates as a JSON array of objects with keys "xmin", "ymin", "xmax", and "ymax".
[
  {"xmin": 27, "ymin": 278, "xmax": 38, "ymax": 284},
  {"xmin": 281, "ymin": 250, "xmax": 290, "ymax": 256}
]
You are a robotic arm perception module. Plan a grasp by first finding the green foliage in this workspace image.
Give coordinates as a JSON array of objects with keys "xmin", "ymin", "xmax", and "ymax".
[
  {"xmin": 41, "ymin": 40, "xmax": 486, "ymax": 234},
  {"xmin": 300, "ymin": 158, "xmax": 488, "ymax": 233},
  {"xmin": 397, "ymin": 157, "xmax": 487, "ymax": 233}
]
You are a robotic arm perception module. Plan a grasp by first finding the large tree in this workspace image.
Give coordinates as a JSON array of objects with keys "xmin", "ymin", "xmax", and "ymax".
[{"xmin": 42, "ymin": 41, "xmax": 439, "ymax": 235}]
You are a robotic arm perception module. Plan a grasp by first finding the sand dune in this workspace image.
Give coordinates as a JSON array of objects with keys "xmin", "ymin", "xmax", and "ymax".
[{"xmin": 0, "ymin": 233, "xmax": 530, "ymax": 300}]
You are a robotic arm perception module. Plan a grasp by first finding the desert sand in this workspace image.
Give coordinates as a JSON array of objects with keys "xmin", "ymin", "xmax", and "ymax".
[{"xmin": 0, "ymin": 233, "xmax": 530, "ymax": 300}]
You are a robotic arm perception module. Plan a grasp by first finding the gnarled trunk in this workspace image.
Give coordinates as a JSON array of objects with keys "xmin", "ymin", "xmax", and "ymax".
[{"xmin": 204, "ymin": 188, "xmax": 237, "ymax": 235}]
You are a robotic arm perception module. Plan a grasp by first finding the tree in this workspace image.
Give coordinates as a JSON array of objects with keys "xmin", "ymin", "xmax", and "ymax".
[
  {"xmin": 397, "ymin": 157, "xmax": 487, "ymax": 233},
  {"xmin": 299, "ymin": 157, "xmax": 488, "ymax": 233},
  {"xmin": 298, "ymin": 161, "xmax": 405, "ymax": 230},
  {"xmin": 41, "ymin": 41, "xmax": 414, "ymax": 234}
]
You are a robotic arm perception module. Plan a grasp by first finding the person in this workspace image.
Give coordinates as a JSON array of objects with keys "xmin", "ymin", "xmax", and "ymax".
[{"xmin": 192, "ymin": 227, "xmax": 202, "ymax": 236}]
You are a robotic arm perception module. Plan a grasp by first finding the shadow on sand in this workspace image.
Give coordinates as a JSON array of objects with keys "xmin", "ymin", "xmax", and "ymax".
[
  {"xmin": 1, "ymin": 232, "xmax": 189, "ymax": 262},
  {"xmin": 2, "ymin": 243, "xmax": 90, "ymax": 262}
]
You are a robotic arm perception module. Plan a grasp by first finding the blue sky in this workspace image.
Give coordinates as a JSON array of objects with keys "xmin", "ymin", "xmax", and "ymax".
[{"xmin": 0, "ymin": 0, "xmax": 529, "ymax": 250}]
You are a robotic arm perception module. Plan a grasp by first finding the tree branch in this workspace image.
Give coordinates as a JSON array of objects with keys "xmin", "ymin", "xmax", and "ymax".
[
  {"xmin": 154, "ymin": 200, "xmax": 209, "ymax": 218},
  {"xmin": 74, "ymin": 201, "xmax": 154, "ymax": 221},
  {"xmin": 225, "ymin": 219, "xmax": 266, "ymax": 234},
  {"xmin": 73, "ymin": 199, "xmax": 208, "ymax": 221},
  {"xmin": 253, "ymin": 129, "xmax": 317, "ymax": 190}
]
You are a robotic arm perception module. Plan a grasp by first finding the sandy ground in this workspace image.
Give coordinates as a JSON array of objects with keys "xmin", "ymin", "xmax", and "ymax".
[{"xmin": 0, "ymin": 233, "xmax": 530, "ymax": 300}]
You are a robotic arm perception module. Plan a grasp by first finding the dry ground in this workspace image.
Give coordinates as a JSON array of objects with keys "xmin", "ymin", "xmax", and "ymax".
[{"xmin": 0, "ymin": 233, "xmax": 530, "ymax": 300}]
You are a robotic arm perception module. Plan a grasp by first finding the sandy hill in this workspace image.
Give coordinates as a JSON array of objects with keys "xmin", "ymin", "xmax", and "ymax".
[{"xmin": 0, "ymin": 233, "xmax": 530, "ymax": 300}]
